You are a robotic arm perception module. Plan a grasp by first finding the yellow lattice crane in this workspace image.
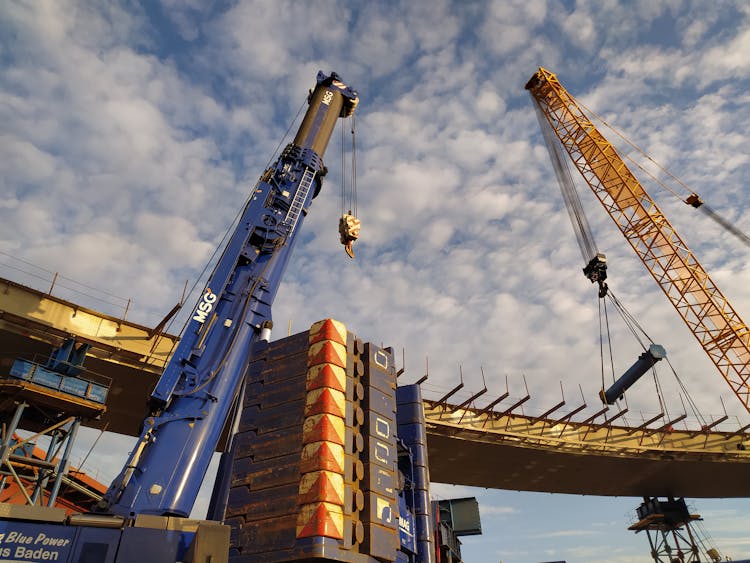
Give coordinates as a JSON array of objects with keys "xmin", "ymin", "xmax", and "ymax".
[{"xmin": 525, "ymin": 67, "xmax": 750, "ymax": 415}]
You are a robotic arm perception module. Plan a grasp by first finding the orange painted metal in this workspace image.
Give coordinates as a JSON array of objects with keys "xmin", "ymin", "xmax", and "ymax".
[
  {"xmin": 527, "ymin": 67, "xmax": 750, "ymax": 414},
  {"xmin": 296, "ymin": 319, "xmax": 348, "ymax": 541}
]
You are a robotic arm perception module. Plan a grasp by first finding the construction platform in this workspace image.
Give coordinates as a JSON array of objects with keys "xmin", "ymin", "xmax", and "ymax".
[
  {"xmin": 2, "ymin": 276, "xmax": 750, "ymax": 498},
  {"xmin": 0, "ymin": 276, "xmax": 178, "ymax": 436}
]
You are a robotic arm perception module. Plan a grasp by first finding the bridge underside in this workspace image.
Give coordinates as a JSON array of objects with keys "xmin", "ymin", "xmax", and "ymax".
[
  {"xmin": 2, "ymin": 277, "xmax": 750, "ymax": 498},
  {"xmin": 425, "ymin": 404, "xmax": 750, "ymax": 498}
]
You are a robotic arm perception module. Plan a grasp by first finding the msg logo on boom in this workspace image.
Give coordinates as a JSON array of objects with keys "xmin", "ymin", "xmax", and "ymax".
[{"xmin": 193, "ymin": 288, "xmax": 217, "ymax": 323}]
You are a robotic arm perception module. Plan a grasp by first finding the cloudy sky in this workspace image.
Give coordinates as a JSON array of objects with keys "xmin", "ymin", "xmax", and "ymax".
[{"xmin": 3, "ymin": 1, "xmax": 750, "ymax": 561}]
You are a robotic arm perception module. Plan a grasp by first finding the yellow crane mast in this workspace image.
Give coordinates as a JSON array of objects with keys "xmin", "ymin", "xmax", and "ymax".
[{"xmin": 525, "ymin": 67, "xmax": 750, "ymax": 415}]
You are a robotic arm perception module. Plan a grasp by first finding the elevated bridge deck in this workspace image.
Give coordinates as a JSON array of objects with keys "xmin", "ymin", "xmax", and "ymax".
[
  {"xmin": 2, "ymin": 277, "xmax": 749, "ymax": 498},
  {"xmin": 424, "ymin": 401, "xmax": 750, "ymax": 498}
]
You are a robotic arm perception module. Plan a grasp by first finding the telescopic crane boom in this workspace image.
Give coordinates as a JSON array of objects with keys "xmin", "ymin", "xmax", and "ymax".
[
  {"xmin": 525, "ymin": 67, "xmax": 750, "ymax": 414},
  {"xmin": 99, "ymin": 71, "xmax": 359, "ymax": 517}
]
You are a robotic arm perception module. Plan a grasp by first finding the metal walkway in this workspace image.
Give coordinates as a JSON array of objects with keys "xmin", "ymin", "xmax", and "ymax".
[{"xmin": 0, "ymin": 277, "xmax": 178, "ymax": 436}]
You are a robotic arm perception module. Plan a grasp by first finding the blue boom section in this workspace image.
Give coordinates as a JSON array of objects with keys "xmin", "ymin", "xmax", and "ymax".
[{"xmin": 100, "ymin": 72, "xmax": 358, "ymax": 518}]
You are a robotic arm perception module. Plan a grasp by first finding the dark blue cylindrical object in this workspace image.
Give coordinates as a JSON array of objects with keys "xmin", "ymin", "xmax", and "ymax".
[
  {"xmin": 396, "ymin": 384, "xmax": 435, "ymax": 563},
  {"xmin": 601, "ymin": 344, "xmax": 666, "ymax": 404}
]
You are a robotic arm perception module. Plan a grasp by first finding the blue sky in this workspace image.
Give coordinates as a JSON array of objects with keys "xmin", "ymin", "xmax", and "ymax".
[{"xmin": 3, "ymin": 1, "xmax": 750, "ymax": 561}]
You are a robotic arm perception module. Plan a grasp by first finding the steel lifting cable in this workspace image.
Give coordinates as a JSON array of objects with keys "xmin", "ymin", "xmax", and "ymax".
[
  {"xmin": 664, "ymin": 357, "xmax": 706, "ymax": 426},
  {"xmin": 340, "ymin": 118, "xmax": 347, "ymax": 216},
  {"xmin": 173, "ymin": 97, "xmax": 308, "ymax": 339},
  {"xmin": 606, "ymin": 290, "xmax": 707, "ymax": 426},
  {"xmin": 350, "ymin": 114, "xmax": 358, "ymax": 217},
  {"xmin": 607, "ymin": 291, "xmax": 669, "ymax": 417},
  {"xmin": 339, "ymin": 115, "xmax": 359, "ymax": 216},
  {"xmin": 598, "ymin": 298, "xmax": 606, "ymax": 391},
  {"xmin": 533, "ymin": 101, "xmax": 598, "ymax": 264},
  {"xmin": 578, "ymin": 100, "xmax": 692, "ymax": 199},
  {"xmin": 619, "ymin": 150, "xmax": 750, "ymax": 248},
  {"xmin": 599, "ymin": 297, "xmax": 617, "ymax": 390},
  {"xmin": 579, "ymin": 100, "xmax": 750, "ymax": 248},
  {"xmin": 601, "ymin": 291, "xmax": 668, "ymax": 416}
]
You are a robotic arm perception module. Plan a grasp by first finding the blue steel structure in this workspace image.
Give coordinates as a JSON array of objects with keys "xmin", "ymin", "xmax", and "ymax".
[
  {"xmin": 99, "ymin": 71, "xmax": 359, "ymax": 518},
  {"xmin": 396, "ymin": 385, "xmax": 434, "ymax": 563},
  {"xmin": 0, "ymin": 71, "xmax": 475, "ymax": 563}
]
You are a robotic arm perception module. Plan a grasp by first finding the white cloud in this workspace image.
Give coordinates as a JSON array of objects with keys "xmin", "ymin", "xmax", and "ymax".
[
  {"xmin": 562, "ymin": 8, "xmax": 597, "ymax": 49},
  {"xmin": 3, "ymin": 2, "xmax": 750, "ymax": 562},
  {"xmin": 480, "ymin": 504, "xmax": 519, "ymax": 517},
  {"xmin": 530, "ymin": 529, "xmax": 599, "ymax": 538},
  {"xmin": 481, "ymin": 0, "xmax": 547, "ymax": 56}
]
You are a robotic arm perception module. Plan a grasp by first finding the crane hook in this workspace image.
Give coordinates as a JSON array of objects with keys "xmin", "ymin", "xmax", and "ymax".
[{"xmin": 339, "ymin": 213, "xmax": 360, "ymax": 259}]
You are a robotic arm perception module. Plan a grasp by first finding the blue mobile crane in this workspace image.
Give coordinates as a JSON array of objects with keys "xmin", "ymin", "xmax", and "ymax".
[
  {"xmin": 98, "ymin": 71, "xmax": 359, "ymax": 520},
  {"xmin": 0, "ymin": 71, "xmax": 476, "ymax": 563}
]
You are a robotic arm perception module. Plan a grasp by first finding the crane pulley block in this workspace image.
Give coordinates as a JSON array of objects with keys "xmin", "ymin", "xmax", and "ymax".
[{"xmin": 583, "ymin": 253, "xmax": 608, "ymax": 298}]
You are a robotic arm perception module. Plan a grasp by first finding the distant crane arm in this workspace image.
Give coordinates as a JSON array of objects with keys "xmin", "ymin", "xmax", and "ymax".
[{"xmin": 526, "ymin": 67, "xmax": 750, "ymax": 414}]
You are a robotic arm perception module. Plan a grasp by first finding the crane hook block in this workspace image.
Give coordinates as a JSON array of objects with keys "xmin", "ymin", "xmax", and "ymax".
[
  {"xmin": 600, "ymin": 344, "xmax": 667, "ymax": 405},
  {"xmin": 685, "ymin": 193, "xmax": 704, "ymax": 208},
  {"xmin": 339, "ymin": 213, "xmax": 361, "ymax": 259}
]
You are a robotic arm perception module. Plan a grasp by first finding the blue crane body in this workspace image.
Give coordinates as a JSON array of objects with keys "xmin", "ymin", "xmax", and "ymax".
[
  {"xmin": 0, "ymin": 72, "xmax": 477, "ymax": 563},
  {"xmin": 100, "ymin": 71, "xmax": 359, "ymax": 518}
]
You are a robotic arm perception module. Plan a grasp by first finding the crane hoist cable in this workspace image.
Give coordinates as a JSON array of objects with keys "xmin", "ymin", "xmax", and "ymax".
[
  {"xmin": 598, "ymin": 294, "xmax": 617, "ymax": 396},
  {"xmin": 578, "ymin": 100, "xmax": 750, "ymax": 249},
  {"xmin": 535, "ymin": 90, "xmax": 705, "ymax": 420},
  {"xmin": 533, "ymin": 100, "xmax": 608, "ymax": 297},
  {"xmin": 339, "ymin": 114, "xmax": 359, "ymax": 216},
  {"xmin": 603, "ymin": 289, "xmax": 707, "ymax": 426},
  {"xmin": 603, "ymin": 291, "xmax": 669, "ymax": 417},
  {"xmin": 338, "ymin": 114, "xmax": 360, "ymax": 258}
]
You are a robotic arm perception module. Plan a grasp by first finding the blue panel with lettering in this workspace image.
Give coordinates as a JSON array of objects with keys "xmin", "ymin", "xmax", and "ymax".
[
  {"xmin": 31, "ymin": 366, "xmax": 62, "ymax": 390},
  {"xmin": 0, "ymin": 521, "xmax": 76, "ymax": 562},
  {"xmin": 87, "ymin": 383, "xmax": 109, "ymax": 404},
  {"xmin": 9, "ymin": 359, "xmax": 35, "ymax": 380}
]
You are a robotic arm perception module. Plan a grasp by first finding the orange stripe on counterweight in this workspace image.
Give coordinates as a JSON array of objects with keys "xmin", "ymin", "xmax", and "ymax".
[
  {"xmin": 309, "ymin": 318, "xmax": 347, "ymax": 346},
  {"xmin": 306, "ymin": 363, "xmax": 346, "ymax": 392},
  {"xmin": 304, "ymin": 387, "xmax": 346, "ymax": 418},
  {"xmin": 300, "ymin": 442, "xmax": 345, "ymax": 474},
  {"xmin": 296, "ymin": 502, "xmax": 344, "ymax": 539},
  {"xmin": 298, "ymin": 470, "xmax": 345, "ymax": 505},
  {"xmin": 302, "ymin": 414, "xmax": 345, "ymax": 445},
  {"xmin": 307, "ymin": 341, "xmax": 347, "ymax": 368}
]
